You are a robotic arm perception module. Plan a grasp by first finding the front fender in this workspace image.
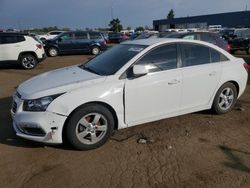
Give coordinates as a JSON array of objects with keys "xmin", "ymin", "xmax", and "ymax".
[{"xmin": 47, "ymin": 78, "xmax": 127, "ymax": 129}]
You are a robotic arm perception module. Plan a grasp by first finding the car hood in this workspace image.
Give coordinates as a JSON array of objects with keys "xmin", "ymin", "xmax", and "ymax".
[{"xmin": 17, "ymin": 65, "xmax": 106, "ymax": 99}]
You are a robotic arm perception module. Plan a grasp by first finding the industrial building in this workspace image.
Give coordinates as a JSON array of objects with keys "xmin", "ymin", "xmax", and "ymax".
[{"xmin": 153, "ymin": 10, "xmax": 250, "ymax": 31}]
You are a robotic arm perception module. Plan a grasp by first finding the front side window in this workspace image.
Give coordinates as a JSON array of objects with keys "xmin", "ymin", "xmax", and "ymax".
[
  {"xmin": 183, "ymin": 34, "xmax": 196, "ymax": 40},
  {"xmin": 60, "ymin": 33, "xmax": 73, "ymax": 41},
  {"xmin": 136, "ymin": 44, "xmax": 177, "ymax": 73},
  {"xmin": 80, "ymin": 44, "xmax": 147, "ymax": 75}
]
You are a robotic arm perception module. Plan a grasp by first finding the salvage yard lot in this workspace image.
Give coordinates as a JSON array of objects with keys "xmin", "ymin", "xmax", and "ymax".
[{"xmin": 0, "ymin": 53, "xmax": 250, "ymax": 187}]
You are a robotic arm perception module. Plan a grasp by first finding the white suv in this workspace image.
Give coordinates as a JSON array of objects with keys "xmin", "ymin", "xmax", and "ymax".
[{"xmin": 0, "ymin": 33, "xmax": 46, "ymax": 69}]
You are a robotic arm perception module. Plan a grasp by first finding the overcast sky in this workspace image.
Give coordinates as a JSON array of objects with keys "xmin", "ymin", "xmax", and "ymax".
[{"xmin": 0, "ymin": 0, "xmax": 249, "ymax": 29}]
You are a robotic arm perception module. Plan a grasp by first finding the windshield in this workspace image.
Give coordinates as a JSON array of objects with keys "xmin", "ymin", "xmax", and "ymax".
[{"xmin": 80, "ymin": 44, "xmax": 147, "ymax": 75}]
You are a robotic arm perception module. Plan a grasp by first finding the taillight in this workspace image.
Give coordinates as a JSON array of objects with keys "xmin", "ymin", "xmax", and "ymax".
[
  {"xmin": 226, "ymin": 44, "xmax": 231, "ymax": 52},
  {"xmin": 36, "ymin": 44, "xmax": 42, "ymax": 49},
  {"xmin": 243, "ymin": 63, "xmax": 249, "ymax": 72}
]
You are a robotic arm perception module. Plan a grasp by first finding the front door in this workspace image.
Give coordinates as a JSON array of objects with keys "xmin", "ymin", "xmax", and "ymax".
[{"xmin": 125, "ymin": 44, "xmax": 182, "ymax": 125}]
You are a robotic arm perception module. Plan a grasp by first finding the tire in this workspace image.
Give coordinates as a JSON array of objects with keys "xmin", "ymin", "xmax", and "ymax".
[
  {"xmin": 91, "ymin": 46, "xmax": 100, "ymax": 55},
  {"xmin": 19, "ymin": 54, "xmax": 38, "ymax": 69},
  {"xmin": 65, "ymin": 104, "xmax": 114, "ymax": 150},
  {"xmin": 48, "ymin": 47, "xmax": 59, "ymax": 57},
  {"xmin": 212, "ymin": 82, "xmax": 237, "ymax": 115}
]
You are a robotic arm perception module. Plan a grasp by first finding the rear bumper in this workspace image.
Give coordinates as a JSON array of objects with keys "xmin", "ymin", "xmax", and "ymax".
[{"xmin": 38, "ymin": 53, "xmax": 47, "ymax": 62}]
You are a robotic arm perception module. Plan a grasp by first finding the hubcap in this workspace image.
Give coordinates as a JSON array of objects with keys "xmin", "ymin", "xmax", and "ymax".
[
  {"xmin": 75, "ymin": 113, "xmax": 108, "ymax": 145},
  {"xmin": 92, "ymin": 48, "xmax": 99, "ymax": 55},
  {"xmin": 49, "ymin": 48, "xmax": 57, "ymax": 56},
  {"xmin": 218, "ymin": 87, "xmax": 234, "ymax": 111},
  {"xmin": 22, "ymin": 56, "xmax": 36, "ymax": 69}
]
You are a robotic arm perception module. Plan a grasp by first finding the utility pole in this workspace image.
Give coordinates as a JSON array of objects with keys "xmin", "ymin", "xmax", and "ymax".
[{"xmin": 111, "ymin": 6, "xmax": 114, "ymax": 20}]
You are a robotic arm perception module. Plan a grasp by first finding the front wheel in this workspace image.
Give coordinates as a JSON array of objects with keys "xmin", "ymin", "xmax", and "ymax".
[
  {"xmin": 65, "ymin": 104, "xmax": 114, "ymax": 150},
  {"xmin": 212, "ymin": 82, "xmax": 237, "ymax": 114},
  {"xmin": 48, "ymin": 47, "xmax": 59, "ymax": 57},
  {"xmin": 91, "ymin": 46, "xmax": 100, "ymax": 55}
]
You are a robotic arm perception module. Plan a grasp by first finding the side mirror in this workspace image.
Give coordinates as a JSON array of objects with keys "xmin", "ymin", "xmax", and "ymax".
[
  {"xmin": 133, "ymin": 65, "xmax": 148, "ymax": 77},
  {"xmin": 58, "ymin": 38, "xmax": 62, "ymax": 42}
]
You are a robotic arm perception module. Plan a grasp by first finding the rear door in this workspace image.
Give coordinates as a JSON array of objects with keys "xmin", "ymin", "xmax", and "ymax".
[
  {"xmin": 179, "ymin": 43, "xmax": 222, "ymax": 110},
  {"xmin": 74, "ymin": 32, "xmax": 89, "ymax": 52}
]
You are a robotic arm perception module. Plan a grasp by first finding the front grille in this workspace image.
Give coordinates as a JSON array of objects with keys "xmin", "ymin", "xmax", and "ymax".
[{"xmin": 12, "ymin": 101, "xmax": 17, "ymax": 113}]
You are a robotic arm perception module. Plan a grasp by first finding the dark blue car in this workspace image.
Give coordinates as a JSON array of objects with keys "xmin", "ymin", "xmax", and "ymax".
[{"xmin": 44, "ymin": 31, "xmax": 107, "ymax": 57}]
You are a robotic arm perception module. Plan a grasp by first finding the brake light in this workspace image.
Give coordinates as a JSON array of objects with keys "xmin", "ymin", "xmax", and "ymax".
[
  {"xmin": 243, "ymin": 63, "xmax": 249, "ymax": 72},
  {"xmin": 36, "ymin": 44, "xmax": 42, "ymax": 49},
  {"xmin": 226, "ymin": 44, "xmax": 231, "ymax": 52}
]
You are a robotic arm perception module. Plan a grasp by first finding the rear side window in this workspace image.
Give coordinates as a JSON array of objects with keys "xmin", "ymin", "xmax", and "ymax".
[
  {"xmin": 75, "ymin": 32, "xmax": 88, "ymax": 39},
  {"xmin": 210, "ymin": 48, "xmax": 229, "ymax": 63},
  {"xmin": 89, "ymin": 32, "xmax": 102, "ymax": 40},
  {"xmin": 137, "ymin": 44, "xmax": 177, "ymax": 72},
  {"xmin": 0, "ymin": 35, "xmax": 25, "ymax": 44},
  {"xmin": 180, "ymin": 43, "xmax": 210, "ymax": 67},
  {"xmin": 200, "ymin": 33, "xmax": 216, "ymax": 44}
]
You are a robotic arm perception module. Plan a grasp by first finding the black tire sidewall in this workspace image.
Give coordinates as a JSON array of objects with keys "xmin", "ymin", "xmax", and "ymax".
[
  {"xmin": 212, "ymin": 82, "xmax": 237, "ymax": 114},
  {"xmin": 65, "ymin": 104, "xmax": 114, "ymax": 150},
  {"xmin": 20, "ymin": 54, "xmax": 38, "ymax": 69}
]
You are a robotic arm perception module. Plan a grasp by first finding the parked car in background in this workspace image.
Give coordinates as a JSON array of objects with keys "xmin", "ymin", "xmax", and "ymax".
[
  {"xmin": 163, "ymin": 32, "xmax": 231, "ymax": 52},
  {"xmin": 0, "ymin": 32, "xmax": 46, "ymax": 69},
  {"xmin": 134, "ymin": 31, "xmax": 159, "ymax": 40},
  {"xmin": 101, "ymin": 32, "xmax": 109, "ymax": 43},
  {"xmin": 39, "ymin": 31, "xmax": 65, "ymax": 42},
  {"xmin": 108, "ymin": 32, "xmax": 129, "ymax": 43},
  {"xmin": 11, "ymin": 38, "xmax": 248, "ymax": 150},
  {"xmin": 228, "ymin": 28, "xmax": 250, "ymax": 54},
  {"xmin": 44, "ymin": 31, "xmax": 107, "ymax": 57},
  {"xmin": 219, "ymin": 28, "xmax": 235, "ymax": 41}
]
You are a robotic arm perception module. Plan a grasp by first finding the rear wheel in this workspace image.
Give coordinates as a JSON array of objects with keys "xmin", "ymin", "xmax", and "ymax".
[
  {"xmin": 48, "ymin": 47, "xmax": 59, "ymax": 57},
  {"xmin": 19, "ymin": 54, "xmax": 38, "ymax": 69},
  {"xmin": 91, "ymin": 46, "xmax": 100, "ymax": 55},
  {"xmin": 212, "ymin": 82, "xmax": 237, "ymax": 114},
  {"xmin": 65, "ymin": 104, "xmax": 114, "ymax": 150}
]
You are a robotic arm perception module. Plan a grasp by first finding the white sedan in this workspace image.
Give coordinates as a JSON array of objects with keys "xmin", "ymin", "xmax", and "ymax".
[
  {"xmin": 11, "ymin": 38, "xmax": 248, "ymax": 150},
  {"xmin": 39, "ymin": 31, "xmax": 64, "ymax": 41}
]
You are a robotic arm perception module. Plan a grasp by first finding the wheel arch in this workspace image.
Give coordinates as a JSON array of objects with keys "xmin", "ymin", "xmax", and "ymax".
[
  {"xmin": 18, "ymin": 51, "xmax": 38, "ymax": 61},
  {"xmin": 62, "ymin": 101, "xmax": 119, "ymax": 143}
]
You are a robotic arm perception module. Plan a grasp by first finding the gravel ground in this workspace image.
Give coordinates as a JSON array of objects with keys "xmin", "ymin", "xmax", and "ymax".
[{"xmin": 0, "ymin": 53, "xmax": 249, "ymax": 188}]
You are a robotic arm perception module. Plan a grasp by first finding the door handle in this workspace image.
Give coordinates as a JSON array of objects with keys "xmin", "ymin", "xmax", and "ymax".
[
  {"xmin": 15, "ymin": 45, "xmax": 20, "ymax": 47},
  {"xmin": 168, "ymin": 79, "xmax": 180, "ymax": 85},
  {"xmin": 209, "ymin": 71, "xmax": 217, "ymax": 76}
]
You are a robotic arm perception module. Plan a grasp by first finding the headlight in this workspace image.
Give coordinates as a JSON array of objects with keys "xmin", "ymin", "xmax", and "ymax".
[{"xmin": 23, "ymin": 94, "xmax": 63, "ymax": 112}]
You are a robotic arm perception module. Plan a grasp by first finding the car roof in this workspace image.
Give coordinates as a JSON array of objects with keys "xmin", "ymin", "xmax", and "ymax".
[
  {"xmin": 122, "ymin": 37, "xmax": 223, "ymax": 47},
  {"xmin": 122, "ymin": 38, "xmax": 179, "ymax": 46}
]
